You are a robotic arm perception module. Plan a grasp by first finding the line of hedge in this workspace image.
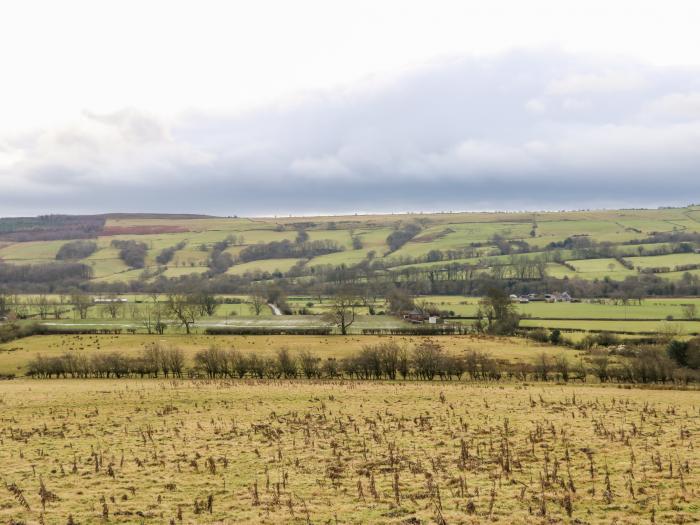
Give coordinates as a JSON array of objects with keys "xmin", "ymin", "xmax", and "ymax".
[
  {"xmin": 362, "ymin": 326, "xmax": 469, "ymax": 335},
  {"xmin": 204, "ymin": 327, "xmax": 333, "ymax": 336}
]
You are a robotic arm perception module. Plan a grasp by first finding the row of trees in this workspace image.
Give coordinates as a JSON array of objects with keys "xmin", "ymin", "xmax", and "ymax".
[
  {"xmin": 28, "ymin": 343, "xmax": 184, "ymax": 378},
  {"xmin": 0, "ymin": 262, "xmax": 92, "ymax": 290},
  {"xmin": 28, "ymin": 339, "xmax": 700, "ymax": 384}
]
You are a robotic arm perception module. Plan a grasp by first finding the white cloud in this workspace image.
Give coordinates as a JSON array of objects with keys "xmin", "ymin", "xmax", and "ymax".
[
  {"xmin": 643, "ymin": 92, "xmax": 700, "ymax": 120},
  {"xmin": 547, "ymin": 71, "xmax": 645, "ymax": 95},
  {"xmin": 525, "ymin": 98, "xmax": 547, "ymax": 113},
  {"xmin": 289, "ymin": 156, "xmax": 351, "ymax": 178}
]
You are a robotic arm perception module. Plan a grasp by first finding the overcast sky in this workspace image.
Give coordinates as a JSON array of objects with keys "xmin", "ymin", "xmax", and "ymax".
[{"xmin": 2, "ymin": 0, "xmax": 700, "ymax": 216}]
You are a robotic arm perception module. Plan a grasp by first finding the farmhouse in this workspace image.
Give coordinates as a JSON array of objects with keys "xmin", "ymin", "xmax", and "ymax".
[
  {"xmin": 401, "ymin": 310, "xmax": 443, "ymax": 324},
  {"xmin": 545, "ymin": 292, "xmax": 573, "ymax": 303},
  {"xmin": 402, "ymin": 309, "xmax": 429, "ymax": 323}
]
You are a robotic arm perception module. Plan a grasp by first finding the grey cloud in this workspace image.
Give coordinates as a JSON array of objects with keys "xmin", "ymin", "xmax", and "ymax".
[{"xmin": 2, "ymin": 49, "xmax": 700, "ymax": 216}]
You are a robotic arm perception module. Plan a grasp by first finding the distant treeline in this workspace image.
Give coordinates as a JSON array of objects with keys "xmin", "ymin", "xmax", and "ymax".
[
  {"xmin": 27, "ymin": 338, "xmax": 700, "ymax": 384},
  {"xmin": 0, "ymin": 262, "xmax": 92, "ymax": 290},
  {"xmin": 0, "ymin": 215, "xmax": 105, "ymax": 242}
]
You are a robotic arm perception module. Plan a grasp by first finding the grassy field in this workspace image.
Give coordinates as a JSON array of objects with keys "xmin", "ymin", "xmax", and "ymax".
[
  {"xmin": 566, "ymin": 258, "xmax": 637, "ymax": 280},
  {"xmin": 227, "ymin": 258, "xmax": 303, "ymax": 276},
  {"xmin": 0, "ymin": 379, "xmax": 697, "ymax": 523},
  {"xmin": 626, "ymin": 253, "xmax": 700, "ymax": 269},
  {"xmin": 419, "ymin": 295, "xmax": 700, "ymax": 319},
  {"xmin": 519, "ymin": 318, "xmax": 700, "ymax": 334}
]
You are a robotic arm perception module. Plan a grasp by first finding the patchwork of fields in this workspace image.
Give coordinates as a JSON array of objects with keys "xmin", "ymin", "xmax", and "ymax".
[{"xmin": 1, "ymin": 206, "xmax": 699, "ymax": 283}]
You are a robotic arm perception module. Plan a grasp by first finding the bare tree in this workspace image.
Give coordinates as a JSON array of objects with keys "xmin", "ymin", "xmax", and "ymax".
[
  {"xmin": 683, "ymin": 303, "xmax": 697, "ymax": 320},
  {"xmin": 135, "ymin": 303, "xmax": 165, "ymax": 334},
  {"xmin": 249, "ymin": 292, "xmax": 266, "ymax": 316},
  {"xmin": 101, "ymin": 296, "xmax": 123, "ymax": 319},
  {"xmin": 299, "ymin": 350, "xmax": 320, "ymax": 378},
  {"xmin": 33, "ymin": 295, "xmax": 51, "ymax": 320},
  {"xmin": 50, "ymin": 300, "xmax": 63, "ymax": 320},
  {"xmin": 71, "ymin": 294, "xmax": 91, "ymax": 320},
  {"xmin": 323, "ymin": 292, "xmax": 360, "ymax": 335},
  {"xmin": 166, "ymin": 294, "xmax": 199, "ymax": 334},
  {"xmin": 195, "ymin": 292, "xmax": 219, "ymax": 316}
]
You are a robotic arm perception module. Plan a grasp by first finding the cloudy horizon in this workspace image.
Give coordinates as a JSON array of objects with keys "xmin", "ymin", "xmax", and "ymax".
[{"xmin": 2, "ymin": 1, "xmax": 700, "ymax": 217}]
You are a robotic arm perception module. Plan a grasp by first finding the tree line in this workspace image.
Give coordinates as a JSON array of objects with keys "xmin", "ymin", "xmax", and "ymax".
[
  {"xmin": 28, "ymin": 343, "xmax": 184, "ymax": 378},
  {"xmin": 27, "ymin": 339, "xmax": 700, "ymax": 383}
]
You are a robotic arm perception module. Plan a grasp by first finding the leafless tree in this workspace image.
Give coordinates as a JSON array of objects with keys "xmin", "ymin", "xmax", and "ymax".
[
  {"xmin": 323, "ymin": 292, "xmax": 360, "ymax": 335},
  {"xmin": 166, "ymin": 294, "xmax": 199, "ymax": 334},
  {"xmin": 71, "ymin": 294, "xmax": 91, "ymax": 320},
  {"xmin": 249, "ymin": 292, "xmax": 266, "ymax": 316}
]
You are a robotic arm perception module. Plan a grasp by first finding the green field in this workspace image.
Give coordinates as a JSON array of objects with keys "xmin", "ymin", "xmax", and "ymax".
[
  {"xmin": 566, "ymin": 258, "xmax": 637, "ymax": 280},
  {"xmin": 626, "ymin": 252, "xmax": 700, "ymax": 269},
  {"xmin": 227, "ymin": 258, "xmax": 304, "ymax": 276}
]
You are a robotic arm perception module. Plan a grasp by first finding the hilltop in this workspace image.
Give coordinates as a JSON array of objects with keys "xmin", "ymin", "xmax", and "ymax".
[{"xmin": 0, "ymin": 206, "xmax": 699, "ymax": 294}]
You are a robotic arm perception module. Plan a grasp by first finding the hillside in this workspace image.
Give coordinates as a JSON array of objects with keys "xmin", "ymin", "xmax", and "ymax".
[{"xmin": 1, "ymin": 206, "xmax": 700, "ymax": 293}]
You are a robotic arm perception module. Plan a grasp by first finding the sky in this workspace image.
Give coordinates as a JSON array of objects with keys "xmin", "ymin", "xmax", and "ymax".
[{"xmin": 2, "ymin": 0, "xmax": 700, "ymax": 217}]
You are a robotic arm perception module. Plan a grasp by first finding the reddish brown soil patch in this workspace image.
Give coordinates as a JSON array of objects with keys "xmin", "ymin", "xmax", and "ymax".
[
  {"xmin": 412, "ymin": 228, "xmax": 455, "ymax": 243},
  {"xmin": 101, "ymin": 225, "xmax": 190, "ymax": 236}
]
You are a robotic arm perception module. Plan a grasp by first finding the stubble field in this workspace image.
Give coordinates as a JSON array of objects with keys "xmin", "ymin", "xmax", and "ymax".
[{"xmin": 0, "ymin": 379, "xmax": 697, "ymax": 524}]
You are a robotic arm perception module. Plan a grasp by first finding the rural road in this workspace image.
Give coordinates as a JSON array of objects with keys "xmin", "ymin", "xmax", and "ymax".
[{"xmin": 268, "ymin": 303, "xmax": 282, "ymax": 315}]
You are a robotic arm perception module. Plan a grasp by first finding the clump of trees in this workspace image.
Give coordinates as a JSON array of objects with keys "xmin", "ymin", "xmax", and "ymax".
[
  {"xmin": 156, "ymin": 241, "xmax": 187, "ymax": 265},
  {"xmin": 237, "ymin": 239, "xmax": 343, "ymax": 263},
  {"xmin": 55, "ymin": 240, "xmax": 98, "ymax": 260},
  {"xmin": 474, "ymin": 287, "xmax": 520, "ymax": 335},
  {"xmin": 208, "ymin": 239, "xmax": 235, "ymax": 274},
  {"xmin": 667, "ymin": 337, "xmax": 700, "ymax": 369},
  {"xmin": 111, "ymin": 240, "xmax": 148, "ymax": 268},
  {"xmin": 386, "ymin": 223, "xmax": 421, "ymax": 252}
]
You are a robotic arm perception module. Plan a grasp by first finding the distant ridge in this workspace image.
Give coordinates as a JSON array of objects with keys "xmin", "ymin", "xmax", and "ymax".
[{"xmin": 99, "ymin": 213, "xmax": 218, "ymax": 220}]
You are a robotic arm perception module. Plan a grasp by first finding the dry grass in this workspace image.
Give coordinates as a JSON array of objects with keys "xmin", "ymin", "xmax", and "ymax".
[{"xmin": 0, "ymin": 379, "xmax": 697, "ymax": 523}]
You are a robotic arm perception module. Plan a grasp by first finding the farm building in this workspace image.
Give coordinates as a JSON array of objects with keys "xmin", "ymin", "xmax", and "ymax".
[{"xmin": 92, "ymin": 297, "xmax": 128, "ymax": 303}]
